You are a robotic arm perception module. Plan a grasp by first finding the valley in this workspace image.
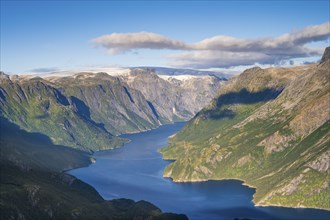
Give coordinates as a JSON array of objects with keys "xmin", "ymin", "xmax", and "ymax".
[
  {"xmin": 1, "ymin": 49, "xmax": 329, "ymax": 219},
  {"xmin": 0, "ymin": 67, "xmax": 223, "ymax": 219},
  {"xmin": 69, "ymin": 122, "xmax": 330, "ymax": 220},
  {"xmin": 1, "ymin": 1, "xmax": 329, "ymax": 219}
]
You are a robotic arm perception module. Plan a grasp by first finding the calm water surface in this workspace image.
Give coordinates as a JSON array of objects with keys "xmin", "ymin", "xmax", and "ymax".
[{"xmin": 69, "ymin": 122, "xmax": 330, "ymax": 220}]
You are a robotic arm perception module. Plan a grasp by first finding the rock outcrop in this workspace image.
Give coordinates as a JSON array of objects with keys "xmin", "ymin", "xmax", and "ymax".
[{"xmin": 320, "ymin": 46, "xmax": 330, "ymax": 64}]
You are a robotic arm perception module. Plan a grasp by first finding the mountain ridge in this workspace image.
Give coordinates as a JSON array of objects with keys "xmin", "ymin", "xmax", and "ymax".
[{"xmin": 0, "ymin": 69, "xmax": 224, "ymax": 152}]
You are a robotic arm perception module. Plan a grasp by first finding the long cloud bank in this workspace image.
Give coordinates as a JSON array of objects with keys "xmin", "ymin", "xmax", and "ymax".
[{"xmin": 92, "ymin": 22, "xmax": 329, "ymax": 68}]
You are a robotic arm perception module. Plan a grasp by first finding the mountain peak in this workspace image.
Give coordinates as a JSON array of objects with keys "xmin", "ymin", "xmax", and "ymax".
[
  {"xmin": 0, "ymin": 71, "xmax": 10, "ymax": 80},
  {"xmin": 320, "ymin": 46, "xmax": 330, "ymax": 64},
  {"xmin": 0, "ymin": 71, "xmax": 8, "ymax": 76}
]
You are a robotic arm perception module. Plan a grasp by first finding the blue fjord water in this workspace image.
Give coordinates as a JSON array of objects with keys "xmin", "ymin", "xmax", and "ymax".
[{"xmin": 69, "ymin": 122, "xmax": 330, "ymax": 220}]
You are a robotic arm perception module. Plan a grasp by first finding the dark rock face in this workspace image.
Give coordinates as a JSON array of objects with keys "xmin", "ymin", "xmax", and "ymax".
[{"xmin": 320, "ymin": 46, "xmax": 330, "ymax": 64}]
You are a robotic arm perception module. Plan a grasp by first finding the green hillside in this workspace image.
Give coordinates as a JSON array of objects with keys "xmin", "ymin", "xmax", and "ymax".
[
  {"xmin": 0, "ymin": 70, "xmax": 223, "ymax": 153},
  {"xmin": 0, "ymin": 117, "xmax": 188, "ymax": 220},
  {"xmin": 160, "ymin": 48, "xmax": 330, "ymax": 210},
  {"xmin": 0, "ymin": 75, "xmax": 127, "ymax": 152}
]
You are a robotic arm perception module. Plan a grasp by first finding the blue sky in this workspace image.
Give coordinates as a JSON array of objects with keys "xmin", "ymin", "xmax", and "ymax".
[{"xmin": 1, "ymin": 1, "xmax": 329, "ymax": 73}]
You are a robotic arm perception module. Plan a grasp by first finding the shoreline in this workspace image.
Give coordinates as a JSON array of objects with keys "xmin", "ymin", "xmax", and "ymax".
[
  {"xmin": 65, "ymin": 121, "xmax": 187, "ymax": 200},
  {"xmin": 160, "ymin": 154, "xmax": 330, "ymax": 212},
  {"xmin": 255, "ymin": 202, "xmax": 330, "ymax": 211},
  {"xmin": 163, "ymin": 174, "xmax": 257, "ymax": 189},
  {"xmin": 65, "ymin": 120, "xmax": 185, "ymax": 173},
  {"xmin": 163, "ymin": 173, "xmax": 330, "ymax": 211}
]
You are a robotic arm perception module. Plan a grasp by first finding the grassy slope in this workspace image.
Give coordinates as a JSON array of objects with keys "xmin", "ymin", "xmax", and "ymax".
[
  {"xmin": 160, "ymin": 62, "xmax": 330, "ymax": 210},
  {"xmin": 0, "ymin": 77, "xmax": 127, "ymax": 152},
  {"xmin": 0, "ymin": 117, "xmax": 188, "ymax": 220}
]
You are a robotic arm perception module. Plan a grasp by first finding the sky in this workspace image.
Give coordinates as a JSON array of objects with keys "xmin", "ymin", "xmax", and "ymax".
[{"xmin": 1, "ymin": 0, "xmax": 329, "ymax": 74}]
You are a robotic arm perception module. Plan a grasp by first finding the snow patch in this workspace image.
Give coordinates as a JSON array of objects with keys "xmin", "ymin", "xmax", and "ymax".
[
  {"xmin": 12, "ymin": 67, "xmax": 131, "ymax": 80},
  {"xmin": 159, "ymin": 74, "xmax": 210, "ymax": 81}
]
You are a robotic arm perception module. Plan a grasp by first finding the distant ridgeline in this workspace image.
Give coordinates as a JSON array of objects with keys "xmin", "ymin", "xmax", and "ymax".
[
  {"xmin": 0, "ymin": 69, "xmax": 225, "ymax": 152},
  {"xmin": 160, "ymin": 47, "xmax": 330, "ymax": 210}
]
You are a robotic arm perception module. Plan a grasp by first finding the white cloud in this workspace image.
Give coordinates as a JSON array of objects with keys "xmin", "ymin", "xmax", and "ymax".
[
  {"xmin": 92, "ymin": 22, "xmax": 330, "ymax": 68},
  {"xmin": 91, "ymin": 32, "xmax": 188, "ymax": 54},
  {"xmin": 191, "ymin": 22, "xmax": 329, "ymax": 54},
  {"xmin": 167, "ymin": 51, "xmax": 272, "ymax": 68},
  {"xmin": 29, "ymin": 67, "xmax": 60, "ymax": 73}
]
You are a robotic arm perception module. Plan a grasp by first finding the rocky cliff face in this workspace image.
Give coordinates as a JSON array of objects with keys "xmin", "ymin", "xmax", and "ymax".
[
  {"xmin": 0, "ymin": 69, "xmax": 224, "ymax": 152},
  {"xmin": 320, "ymin": 46, "xmax": 330, "ymax": 64},
  {"xmin": 51, "ymin": 72, "xmax": 161, "ymax": 135},
  {"xmin": 121, "ymin": 68, "xmax": 225, "ymax": 121},
  {"xmin": 160, "ymin": 47, "xmax": 330, "ymax": 210}
]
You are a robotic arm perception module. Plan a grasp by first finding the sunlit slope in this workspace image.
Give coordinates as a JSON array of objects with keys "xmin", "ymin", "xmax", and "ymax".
[
  {"xmin": 161, "ymin": 48, "xmax": 330, "ymax": 210},
  {"xmin": 0, "ymin": 74, "xmax": 128, "ymax": 152}
]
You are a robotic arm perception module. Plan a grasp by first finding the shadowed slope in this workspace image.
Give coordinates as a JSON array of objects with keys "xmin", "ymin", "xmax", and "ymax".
[{"xmin": 0, "ymin": 117, "xmax": 188, "ymax": 220}]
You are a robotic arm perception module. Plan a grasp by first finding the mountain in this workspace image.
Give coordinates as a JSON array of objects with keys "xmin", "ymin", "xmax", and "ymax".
[
  {"xmin": 137, "ymin": 67, "xmax": 230, "ymax": 79},
  {"xmin": 0, "ymin": 69, "xmax": 224, "ymax": 152},
  {"xmin": 160, "ymin": 47, "xmax": 330, "ymax": 210},
  {"xmin": 0, "ymin": 73, "xmax": 127, "ymax": 152},
  {"xmin": 0, "ymin": 67, "xmax": 222, "ymax": 219},
  {"xmin": 121, "ymin": 68, "xmax": 226, "ymax": 121},
  {"xmin": 0, "ymin": 117, "xmax": 188, "ymax": 220}
]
